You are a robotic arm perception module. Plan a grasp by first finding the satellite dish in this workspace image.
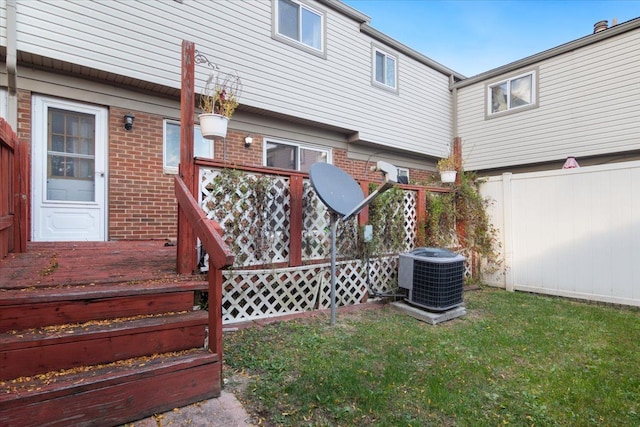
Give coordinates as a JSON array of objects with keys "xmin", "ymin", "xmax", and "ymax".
[
  {"xmin": 309, "ymin": 161, "xmax": 398, "ymax": 325},
  {"xmin": 309, "ymin": 163, "xmax": 364, "ymax": 217}
]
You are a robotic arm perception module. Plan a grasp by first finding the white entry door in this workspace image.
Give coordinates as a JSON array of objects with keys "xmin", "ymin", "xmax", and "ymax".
[{"xmin": 32, "ymin": 96, "xmax": 108, "ymax": 241}]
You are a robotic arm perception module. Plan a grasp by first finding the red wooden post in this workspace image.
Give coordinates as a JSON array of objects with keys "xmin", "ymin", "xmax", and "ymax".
[
  {"xmin": 208, "ymin": 264, "xmax": 224, "ymax": 388},
  {"xmin": 416, "ymin": 187, "xmax": 427, "ymax": 247},
  {"xmin": 453, "ymin": 136, "xmax": 462, "ymax": 183},
  {"xmin": 14, "ymin": 130, "xmax": 28, "ymax": 253},
  {"xmin": 177, "ymin": 40, "xmax": 197, "ymax": 274},
  {"xmin": 289, "ymin": 174, "xmax": 303, "ymax": 266},
  {"xmin": 452, "ymin": 137, "xmax": 466, "ymax": 246}
]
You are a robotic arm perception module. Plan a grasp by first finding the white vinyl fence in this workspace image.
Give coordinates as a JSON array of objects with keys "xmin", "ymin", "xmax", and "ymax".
[{"xmin": 481, "ymin": 161, "xmax": 640, "ymax": 307}]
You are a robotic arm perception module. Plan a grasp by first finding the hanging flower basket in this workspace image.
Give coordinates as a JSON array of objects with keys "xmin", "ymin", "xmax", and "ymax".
[
  {"xmin": 199, "ymin": 113, "xmax": 229, "ymax": 139},
  {"xmin": 440, "ymin": 170, "xmax": 457, "ymax": 183}
]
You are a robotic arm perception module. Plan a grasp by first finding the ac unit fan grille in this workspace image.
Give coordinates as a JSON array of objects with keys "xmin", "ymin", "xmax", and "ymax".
[{"xmin": 411, "ymin": 259, "xmax": 464, "ymax": 310}]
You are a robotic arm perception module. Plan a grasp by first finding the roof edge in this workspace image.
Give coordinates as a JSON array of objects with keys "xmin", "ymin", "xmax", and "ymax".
[
  {"xmin": 317, "ymin": 0, "xmax": 370, "ymax": 24},
  {"xmin": 360, "ymin": 24, "xmax": 466, "ymax": 80},
  {"xmin": 319, "ymin": 0, "xmax": 465, "ymax": 80},
  {"xmin": 453, "ymin": 16, "xmax": 640, "ymax": 88}
]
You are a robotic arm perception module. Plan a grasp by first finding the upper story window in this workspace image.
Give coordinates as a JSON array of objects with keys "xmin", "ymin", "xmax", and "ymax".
[
  {"xmin": 163, "ymin": 120, "xmax": 213, "ymax": 174},
  {"xmin": 373, "ymin": 47, "xmax": 397, "ymax": 91},
  {"xmin": 264, "ymin": 139, "xmax": 331, "ymax": 173},
  {"xmin": 487, "ymin": 70, "xmax": 537, "ymax": 116},
  {"xmin": 274, "ymin": 0, "xmax": 325, "ymax": 56}
]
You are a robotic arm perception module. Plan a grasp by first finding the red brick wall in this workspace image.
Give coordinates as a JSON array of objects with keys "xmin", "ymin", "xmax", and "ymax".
[
  {"xmin": 108, "ymin": 108, "xmax": 176, "ymax": 240},
  {"xmin": 108, "ymin": 110, "xmax": 437, "ymax": 240},
  {"xmin": 17, "ymin": 90, "xmax": 32, "ymax": 238},
  {"xmin": 20, "ymin": 97, "xmax": 435, "ymax": 241}
]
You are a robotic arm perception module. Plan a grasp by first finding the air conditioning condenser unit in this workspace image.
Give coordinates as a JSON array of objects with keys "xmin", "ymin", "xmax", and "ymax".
[{"xmin": 398, "ymin": 247, "xmax": 465, "ymax": 311}]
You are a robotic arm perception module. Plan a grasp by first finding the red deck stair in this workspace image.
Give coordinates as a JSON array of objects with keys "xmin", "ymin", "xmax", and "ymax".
[{"xmin": 0, "ymin": 241, "xmax": 222, "ymax": 427}]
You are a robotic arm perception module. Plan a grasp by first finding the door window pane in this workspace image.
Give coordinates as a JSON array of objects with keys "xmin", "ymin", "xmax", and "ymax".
[{"xmin": 47, "ymin": 108, "xmax": 96, "ymax": 202}]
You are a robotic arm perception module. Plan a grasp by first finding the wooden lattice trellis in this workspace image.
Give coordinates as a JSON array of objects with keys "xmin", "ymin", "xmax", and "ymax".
[
  {"xmin": 199, "ymin": 168, "xmax": 291, "ymax": 269},
  {"xmin": 197, "ymin": 165, "xmax": 472, "ymax": 323},
  {"xmin": 221, "ymin": 257, "xmax": 397, "ymax": 324}
]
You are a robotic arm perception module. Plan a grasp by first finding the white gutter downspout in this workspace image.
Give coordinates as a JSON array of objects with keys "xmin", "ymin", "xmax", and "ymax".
[
  {"xmin": 6, "ymin": 0, "xmax": 18, "ymax": 129},
  {"xmin": 450, "ymin": 74, "xmax": 458, "ymax": 140}
]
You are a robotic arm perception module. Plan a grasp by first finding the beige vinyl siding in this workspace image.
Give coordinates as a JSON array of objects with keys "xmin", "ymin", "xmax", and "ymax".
[
  {"xmin": 11, "ymin": 0, "xmax": 452, "ymax": 157},
  {"xmin": 0, "ymin": 2, "xmax": 6, "ymax": 47},
  {"xmin": 457, "ymin": 29, "xmax": 640, "ymax": 171}
]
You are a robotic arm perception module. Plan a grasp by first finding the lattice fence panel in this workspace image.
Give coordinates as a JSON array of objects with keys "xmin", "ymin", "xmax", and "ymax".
[
  {"xmin": 301, "ymin": 180, "xmax": 331, "ymax": 261},
  {"xmin": 301, "ymin": 179, "xmax": 360, "ymax": 260},
  {"xmin": 402, "ymin": 190, "xmax": 418, "ymax": 251},
  {"xmin": 367, "ymin": 256, "xmax": 399, "ymax": 295},
  {"xmin": 222, "ymin": 266, "xmax": 325, "ymax": 324},
  {"xmin": 457, "ymin": 246, "xmax": 474, "ymax": 279},
  {"xmin": 220, "ymin": 259, "xmax": 397, "ymax": 324},
  {"xmin": 199, "ymin": 168, "xmax": 290, "ymax": 270},
  {"xmin": 316, "ymin": 260, "xmax": 369, "ymax": 309}
]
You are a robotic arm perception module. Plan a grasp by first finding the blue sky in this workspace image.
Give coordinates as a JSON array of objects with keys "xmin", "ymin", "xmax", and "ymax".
[{"xmin": 341, "ymin": 0, "xmax": 640, "ymax": 76}]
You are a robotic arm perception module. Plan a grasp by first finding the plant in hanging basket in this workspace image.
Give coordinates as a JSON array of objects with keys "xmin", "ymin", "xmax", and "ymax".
[
  {"xmin": 436, "ymin": 155, "xmax": 457, "ymax": 183},
  {"xmin": 436, "ymin": 155, "xmax": 456, "ymax": 172},
  {"xmin": 198, "ymin": 71, "xmax": 242, "ymax": 139}
]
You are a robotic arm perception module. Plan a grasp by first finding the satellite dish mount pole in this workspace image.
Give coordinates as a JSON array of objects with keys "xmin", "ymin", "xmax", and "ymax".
[{"xmin": 329, "ymin": 212, "xmax": 339, "ymax": 326}]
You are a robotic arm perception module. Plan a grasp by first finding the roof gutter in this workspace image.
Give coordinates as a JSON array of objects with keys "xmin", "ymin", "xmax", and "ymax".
[
  {"xmin": 319, "ymin": 0, "xmax": 465, "ymax": 80},
  {"xmin": 453, "ymin": 17, "xmax": 640, "ymax": 89},
  {"xmin": 361, "ymin": 24, "xmax": 465, "ymax": 80}
]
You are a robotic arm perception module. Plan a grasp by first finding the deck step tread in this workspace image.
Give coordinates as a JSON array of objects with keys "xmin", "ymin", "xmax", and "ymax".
[
  {"xmin": 1, "ymin": 310, "xmax": 207, "ymax": 349},
  {"xmin": 0, "ymin": 280, "xmax": 207, "ymax": 305},
  {"xmin": 0, "ymin": 349, "xmax": 218, "ymax": 404},
  {"xmin": 0, "ymin": 349, "xmax": 221, "ymax": 427}
]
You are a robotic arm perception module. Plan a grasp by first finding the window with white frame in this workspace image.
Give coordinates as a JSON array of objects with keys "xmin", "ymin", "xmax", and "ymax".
[
  {"xmin": 373, "ymin": 47, "xmax": 397, "ymax": 90},
  {"xmin": 488, "ymin": 70, "xmax": 537, "ymax": 115},
  {"xmin": 397, "ymin": 167, "xmax": 409, "ymax": 184},
  {"xmin": 163, "ymin": 120, "xmax": 213, "ymax": 174},
  {"xmin": 274, "ymin": 0, "xmax": 325, "ymax": 54},
  {"xmin": 264, "ymin": 139, "xmax": 330, "ymax": 173}
]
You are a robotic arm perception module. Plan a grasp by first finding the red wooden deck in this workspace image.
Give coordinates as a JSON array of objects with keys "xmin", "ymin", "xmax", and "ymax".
[
  {"xmin": 0, "ymin": 240, "xmax": 202, "ymax": 290},
  {"xmin": 0, "ymin": 240, "xmax": 221, "ymax": 427}
]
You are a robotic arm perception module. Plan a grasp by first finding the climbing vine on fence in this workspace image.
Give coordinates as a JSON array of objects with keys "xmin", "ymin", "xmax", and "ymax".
[
  {"xmin": 202, "ymin": 168, "xmax": 282, "ymax": 267},
  {"xmin": 424, "ymin": 172, "xmax": 503, "ymax": 281},
  {"xmin": 363, "ymin": 184, "xmax": 407, "ymax": 258}
]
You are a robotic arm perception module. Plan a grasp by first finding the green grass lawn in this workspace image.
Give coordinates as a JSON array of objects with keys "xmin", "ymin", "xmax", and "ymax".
[{"xmin": 223, "ymin": 288, "xmax": 640, "ymax": 426}]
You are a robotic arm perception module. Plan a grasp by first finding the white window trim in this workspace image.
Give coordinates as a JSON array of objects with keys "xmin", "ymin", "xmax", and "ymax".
[
  {"xmin": 272, "ymin": 0, "xmax": 327, "ymax": 59},
  {"xmin": 163, "ymin": 119, "xmax": 213, "ymax": 175},
  {"xmin": 372, "ymin": 45, "xmax": 398, "ymax": 93},
  {"xmin": 0, "ymin": 89, "xmax": 7, "ymax": 120},
  {"xmin": 263, "ymin": 138, "xmax": 332, "ymax": 171},
  {"xmin": 486, "ymin": 69, "xmax": 539, "ymax": 119}
]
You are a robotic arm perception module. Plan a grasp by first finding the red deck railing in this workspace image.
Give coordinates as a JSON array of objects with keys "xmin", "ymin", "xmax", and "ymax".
[
  {"xmin": 174, "ymin": 175, "xmax": 234, "ymax": 381},
  {"xmin": 0, "ymin": 118, "xmax": 27, "ymax": 259}
]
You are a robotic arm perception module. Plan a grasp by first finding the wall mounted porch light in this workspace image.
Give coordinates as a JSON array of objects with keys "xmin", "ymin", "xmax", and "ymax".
[
  {"xmin": 244, "ymin": 135, "xmax": 253, "ymax": 147},
  {"xmin": 123, "ymin": 114, "xmax": 135, "ymax": 131}
]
